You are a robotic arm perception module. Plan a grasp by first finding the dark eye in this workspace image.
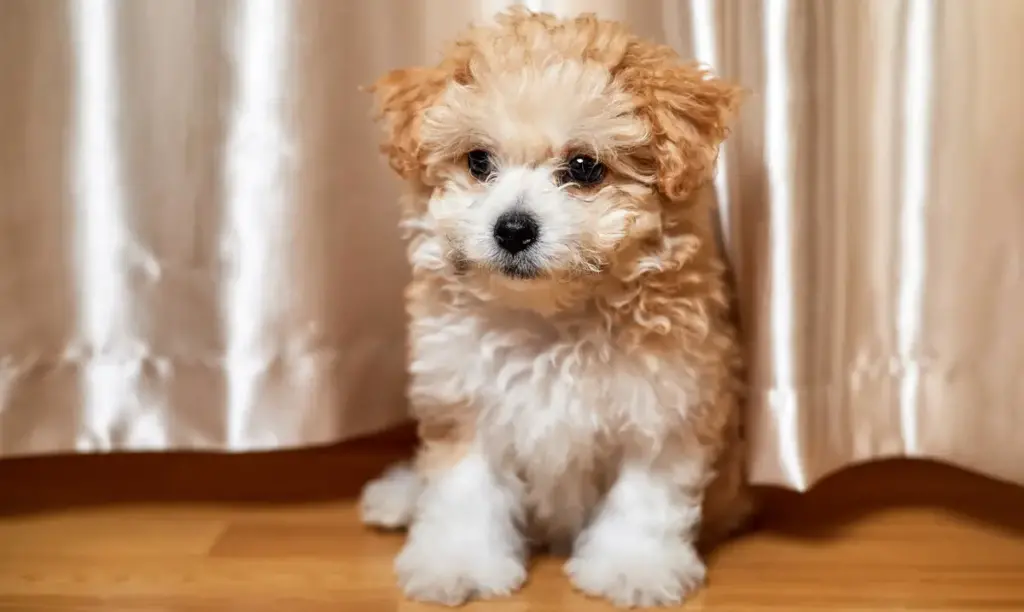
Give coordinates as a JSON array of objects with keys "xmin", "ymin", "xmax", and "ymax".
[
  {"xmin": 467, "ymin": 149, "xmax": 494, "ymax": 181},
  {"xmin": 561, "ymin": 154, "xmax": 606, "ymax": 186}
]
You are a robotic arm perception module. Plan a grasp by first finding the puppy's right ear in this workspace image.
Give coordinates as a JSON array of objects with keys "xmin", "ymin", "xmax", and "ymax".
[{"xmin": 367, "ymin": 67, "xmax": 448, "ymax": 183}]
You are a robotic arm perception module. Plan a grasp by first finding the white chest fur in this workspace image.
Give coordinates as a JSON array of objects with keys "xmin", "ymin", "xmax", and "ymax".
[{"xmin": 408, "ymin": 304, "xmax": 700, "ymax": 540}]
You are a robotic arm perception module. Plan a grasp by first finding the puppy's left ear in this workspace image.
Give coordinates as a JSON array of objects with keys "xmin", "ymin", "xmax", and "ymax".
[
  {"xmin": 626, "ymin": 50, "xmax": 744, "ymax": 202},
  {"xmin": 367, "ymin": 67, "xmax": 449, "ymax": 183}
]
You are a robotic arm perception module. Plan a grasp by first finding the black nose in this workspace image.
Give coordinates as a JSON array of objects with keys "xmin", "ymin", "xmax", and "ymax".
[{"xmin": 493, "ymin": 210, "xmax": 539, "ymax": 254}]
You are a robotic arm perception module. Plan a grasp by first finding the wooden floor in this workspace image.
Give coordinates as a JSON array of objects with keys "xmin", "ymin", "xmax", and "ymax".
[{"xmin": 1, "ymin": 428, "xmax": 1023, "ymax": 611}]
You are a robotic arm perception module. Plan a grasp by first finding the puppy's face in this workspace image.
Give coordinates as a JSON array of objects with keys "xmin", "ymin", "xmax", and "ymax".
[
  {"xmin": 420, "ymin": 60, "xmax": 653, "ymax": 283},
  {"xmin": 371, "ymin": 10, "xmax": 740, "ymax": 294}
]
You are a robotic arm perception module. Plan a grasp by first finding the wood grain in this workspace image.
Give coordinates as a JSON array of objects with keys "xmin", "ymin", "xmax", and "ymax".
[{"xmin": 1, "ymin": 428, "xmax": 1023, "ymax": 611}]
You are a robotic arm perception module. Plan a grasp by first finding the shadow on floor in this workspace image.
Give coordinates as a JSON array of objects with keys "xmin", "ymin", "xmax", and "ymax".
[
  {"xmin": 754, "ymin": 459, "xmax": 1024, "ymax": 539},
  {"xmin": 0, "ymin": 425, "xmax": 417, "ymax": 513}
]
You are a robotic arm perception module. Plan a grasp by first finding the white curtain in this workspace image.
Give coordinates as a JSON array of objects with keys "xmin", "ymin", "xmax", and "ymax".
[{"xmin": 1, "ymin": 0, "xmax": 1022, "ymax": 491}]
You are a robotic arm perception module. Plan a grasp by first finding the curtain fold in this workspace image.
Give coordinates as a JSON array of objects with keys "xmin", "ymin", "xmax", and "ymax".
[{"xmin": 1, "ymin": 0, "xmax": 1021, "ymax": 491}]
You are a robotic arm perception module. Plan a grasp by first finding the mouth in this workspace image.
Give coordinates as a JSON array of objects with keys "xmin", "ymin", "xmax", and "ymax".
[
  {"xmin": 495, "ymin": 253, "xmax": 542, "ymax": 280},
  {"xmin": 498, "ymin": 262, "xmax": 541, "ymax": 280},
  {"xmin": 445, "ymin": 245, "xmax": 543, "ymax": 280}
]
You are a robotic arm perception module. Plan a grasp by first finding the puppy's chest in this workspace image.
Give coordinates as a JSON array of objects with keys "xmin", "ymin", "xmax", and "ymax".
[{"xmin": 410, "ymin": 310, "xmax": 698, "ymax": 467}]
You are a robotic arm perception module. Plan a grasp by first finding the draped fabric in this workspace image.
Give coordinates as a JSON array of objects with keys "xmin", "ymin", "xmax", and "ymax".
[{"xmin": 1, "ymin": 0, "xmax": 1021, "ymax": 491}]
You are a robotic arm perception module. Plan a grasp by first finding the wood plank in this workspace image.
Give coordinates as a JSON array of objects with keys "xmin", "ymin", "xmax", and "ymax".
[{"xmin": 1, "ymin": 429, "xmax": 1022, "ymax": 610}]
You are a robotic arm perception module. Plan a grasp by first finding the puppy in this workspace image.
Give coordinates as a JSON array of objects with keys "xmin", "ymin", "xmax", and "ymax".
[{"xmin": 359, "ymin": 8, "xmax": 753, "ymax": 608}]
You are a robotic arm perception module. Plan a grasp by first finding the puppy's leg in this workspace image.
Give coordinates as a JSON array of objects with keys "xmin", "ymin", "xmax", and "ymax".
[
  {"xmin": 700, "ymin": 414, "xmax": 758, "ymax": 548},
  {"xmin": 396, "ymin": 438, "xmax": 527, "ymax": 606},
  {"xmin": 566, "ymin": 442, "xmax": 707, "ymax": 608},
  {"xmin": 360, "ymin": 461, "xmax": 422, "ymax": 530}
]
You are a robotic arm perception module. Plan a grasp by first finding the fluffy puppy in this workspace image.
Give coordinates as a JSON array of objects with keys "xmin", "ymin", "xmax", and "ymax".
[{"xmin": 359, "ymin": 8, "xmax": 753, "ymax": 608}]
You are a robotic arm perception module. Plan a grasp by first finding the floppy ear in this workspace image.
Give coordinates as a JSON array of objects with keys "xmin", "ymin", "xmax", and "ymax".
[
  {"xmin": 619, "ymin": 45, "xmax": 743, "ymax": 202},
  {"xmin": 367, "ymin": 67, "xmax": 449, "ymax": 183}
]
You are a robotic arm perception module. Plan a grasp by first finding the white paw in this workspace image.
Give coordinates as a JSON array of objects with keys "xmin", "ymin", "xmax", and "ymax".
[
  {"xmin": 566, "ymin": 536, "xmax": 706, "ymax": 608},
  {"xmin": 359, "ymin": 463, "xmax": 422, "ymax": 530},
  {"xmin": 395, "ymin": 536, "xmax": 526, "ymax": 606}
]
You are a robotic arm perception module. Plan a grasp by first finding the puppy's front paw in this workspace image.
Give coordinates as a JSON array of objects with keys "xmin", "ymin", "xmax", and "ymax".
[
  {"xmin": 359, "ymin": 463, "xmax": 421, "ymax": 530},
  {"xmin": 566, "ymin": 536, "xmax": 706, "ymax": 608},
  {"xmin": 395, "ymin": 536, "xmax": 526, "ymax": 606}
]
